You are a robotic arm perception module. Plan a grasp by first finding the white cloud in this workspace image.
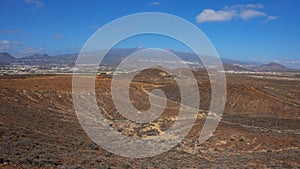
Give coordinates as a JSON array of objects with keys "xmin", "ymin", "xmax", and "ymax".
[
  {"xmin": 149, "ymin": 2, "xmax": 160, "ymax": 6},
  {"xmin": 240, "ymin": 9, "xmax": 267, "ymax": 20},
  {"xmin": 265, "ymin": 15, "xmax": 278, "ymax": 21},
  {"xmin": 0, "ymin": 40, "xmax": 21, "ymax": 51},
  {"xmin": 196, "ymin": 4, "xmax": 276, "ymax": 23},
  {"xmin": 196, "ymin": 9, "xmax": 235, "ymax": 23},
  {"xmin": 245, "ymin": 4, "xmax": 264, "ymax": 9},
  {"xmin": 231, "ymin": 4, "xmax": 264, "ymax": 10},
  {"xmin": 24, "ymin": 0, "xmax": 44, "ymax": 8},
  {"xmin": 10, "ymin": 47, "xmax": 45, "ymax": 57},
  {"xmin": 0, "ymin": 40, "xmax": 46, "ymax": 57},
  {"xmin": 20, "ymin": 47, "xmax": 44, "ymax": 55},
  {"xmin": 0, "ymin": 46, "xmax": 9, "ymax": 50},
  {"xmin": 0, "ymin": 40, "xmax": 20, "ymax": 45},
  {"xmin": 0, "ymin": 40, "xmax": 10, "ymax": 45}
]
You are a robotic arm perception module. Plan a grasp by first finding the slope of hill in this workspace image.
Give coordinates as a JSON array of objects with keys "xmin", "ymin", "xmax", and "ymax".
[
  {"xmin": 0, "ymin": 52, "xmax": 16, "ymax": 64},
  {"xmin": 16, "ymin": 54, "xmax": 53, "ymax": 66},
  {"xmin": 0, "ymin": 73, "xmax": 299, "ymax": 168},
  {"xmin": 257, "ymin": 62, "xmax": 291, "ymax": 71}
]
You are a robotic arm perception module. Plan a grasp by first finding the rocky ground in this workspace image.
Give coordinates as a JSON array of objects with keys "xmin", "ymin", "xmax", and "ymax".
[{"xmin": 0, "ymin": 71, "xmax": 299, "ymax": 168}]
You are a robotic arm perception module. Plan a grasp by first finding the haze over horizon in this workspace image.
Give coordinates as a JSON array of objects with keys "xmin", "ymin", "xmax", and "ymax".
[{"xmin": 0, "ymin": 0, "xmax": 299, "ymax": 68}]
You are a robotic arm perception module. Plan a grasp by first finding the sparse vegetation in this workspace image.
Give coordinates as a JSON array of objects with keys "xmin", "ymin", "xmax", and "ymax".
[{"xmin": 0, "ymin": 71, "xmax": 299, "ymax": 168}]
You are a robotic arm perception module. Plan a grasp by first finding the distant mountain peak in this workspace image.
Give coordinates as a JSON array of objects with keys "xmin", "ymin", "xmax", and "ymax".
[
  {"xmin": 0, "ymin": 52, "xmax": 14, "ymax": 57},
  {"xmin": 0, "ymin": 52, "xmax": 16, "ymax": 64},
  {"xmin": 24, "ymin": 53, "xmax": 51, "ymax": 59},
  {"xmin": 257, "ymin": 62, "xmax": 290, "ymax": 71},
  {"xmin": 262, "ymin": 62, "xmax": 286, "ymax": 68},
  {"xmin": 0, "ymin": 52, "xmax": 10, "ymax": 55}
]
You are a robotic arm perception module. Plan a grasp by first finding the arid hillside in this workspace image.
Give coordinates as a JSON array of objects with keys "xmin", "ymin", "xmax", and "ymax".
[{"xmin": 0, "ymin": 71, "xmax": 299, "ymax": 168}]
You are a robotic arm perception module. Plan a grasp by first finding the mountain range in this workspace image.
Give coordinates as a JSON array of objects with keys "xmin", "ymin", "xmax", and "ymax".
[{"xmin": 0, "ymin": 48, "xmax": 298, "ymax": 72}]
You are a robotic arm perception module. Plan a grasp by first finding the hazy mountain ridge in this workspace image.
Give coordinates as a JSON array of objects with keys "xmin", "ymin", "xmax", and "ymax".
[
  {"xmin": 0, "ymin": 52, "xmax": 16, "ymax": 65},
  {"xmin": 0, "ymin": 48, "xmax": 297, "ymax": 72},
  {"xmin": 258, "ymin": 62, "xmax": 291, "ymax": 71}
]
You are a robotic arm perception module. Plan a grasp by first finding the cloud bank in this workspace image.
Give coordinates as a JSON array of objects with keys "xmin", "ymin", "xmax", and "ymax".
[
  {"xmin": 196, "ymin": 4, "xmax": 276, "ymax": 23},
  {"xmin": 0, "ymin": 40, "xmax": 21, "ymax": 50}
]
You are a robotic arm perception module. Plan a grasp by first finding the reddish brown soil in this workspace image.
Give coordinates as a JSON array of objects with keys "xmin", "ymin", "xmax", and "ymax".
[{"xmin": 0, "ymin": 71, "xmax": 299, "ymax": 168}]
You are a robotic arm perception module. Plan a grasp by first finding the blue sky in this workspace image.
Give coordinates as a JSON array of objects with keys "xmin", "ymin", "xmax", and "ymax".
[{"xmin": 0, "ymin": 0, "xmax": 299, "ymax": 67}]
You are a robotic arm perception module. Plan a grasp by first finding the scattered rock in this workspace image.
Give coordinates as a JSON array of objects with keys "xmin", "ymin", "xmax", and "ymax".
[
  {"xmin": 215, "ymin": 140, "xmax": 227, "ymax": 145},
  {"xmin": 220, "ymin": 140, "xmax": 227, "ymax": 145},
  {"xmin": 69, "ymin": 164, "xmax": 84, "ymax": 169}
]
